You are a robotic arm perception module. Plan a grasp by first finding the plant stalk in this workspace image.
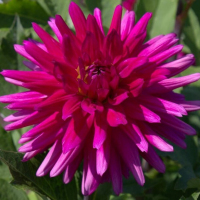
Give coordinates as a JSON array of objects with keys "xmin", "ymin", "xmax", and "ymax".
[{"xmin": 84, "ymin": 196, "xmax": 90, "ymax": 200}]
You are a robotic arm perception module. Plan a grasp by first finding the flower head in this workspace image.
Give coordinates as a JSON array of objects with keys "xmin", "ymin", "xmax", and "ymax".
[{"xmin": 1, "ymin": 2, "xmax": 200, "ymax": 195}]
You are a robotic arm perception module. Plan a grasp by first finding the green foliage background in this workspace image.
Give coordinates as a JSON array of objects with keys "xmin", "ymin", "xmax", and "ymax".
[{"xmin": 0, "ymin": 0, "xmax": 200, "ymax": 199}]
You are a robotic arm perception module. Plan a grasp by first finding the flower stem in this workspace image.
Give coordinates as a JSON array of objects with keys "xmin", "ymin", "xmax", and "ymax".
[
  {"xmin": 84, "ymin": 196, "xmax": 90, "ymax": 200},
  {"xmin": 84, "ymin": 192, "xmax": 96, "ymax": 200},
  {"xmin": 174, "ymin": 0, "xmax": 195, "ymax": 39},
  {"xmin": 169, "ymin": 0, "xmax": 195, "ymax": 61}
]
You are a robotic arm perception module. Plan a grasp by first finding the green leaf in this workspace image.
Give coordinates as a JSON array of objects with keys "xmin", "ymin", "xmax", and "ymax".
[
  {"xmin": 0, "ymin": 178, "xmax": 29, "ymax": 200},
  {"xmin": 188, "ymin": 178, "xmax": 200, "ymax": 191},
  {"xmin": 0, "ymin": 0, "xmax": 49, "ymax": 27},
  {"xmin": 0, "ymin": 179, "xmax": 28, "ymax": 200},
  {"xmin": 101, "ymin": 0, "xmax": 121, "ymax": 29},
  {"xmin": 0, "ymin": 150, "xmax": 78, "ymax": 200},
  {"xmin": 109, "ymin": 193, "xmax": 134, "ymax": 200},
  {"xmin": 158, "ymin": 136, "xmax": 198, "ymax": 191},
  {"xmin": 0, "ymin": 161, "xmax": 12, "ymax": 181},
  {"xmin": 159, "ymin": 136, "xmax": 198, "ymax": 167},
  {"xmin": 95, "ymin": 182, "xmax": 112, "ymax": 200},
  {"xmin": 85, "ymin": 0, "xmax": 102, "ymax": 12},
  {"xmin": 135, "ymin": 0, "xmax": 178, "ymax": 39},
  {"xmin": 36, "ymin": 0, "xmax": 70, "ymax": 20},
  {"xmin": 175, "ymin": 165, "xmax": 196, "ymax": 191},
  {"xmin": 182, "ymin": 9, "xmax": 200, "ymax": 65},
  {"xmin": 0, "ymin": 127, "xmax": 16, "ymax": 151}
]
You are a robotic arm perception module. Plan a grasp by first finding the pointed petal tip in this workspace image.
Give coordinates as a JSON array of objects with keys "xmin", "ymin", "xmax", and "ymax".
[
  {"xmin": 31, "ymin": 22, "xmax": 37, "ymax": 28},
  {"xmin": 49, "ymin": 170, "xmax": 57, "ymax": 177},
  {"xmin": 36, "ymin": 170, "xmax": 45, "ymax": 177},
  {"xmin": 138, "ymin": 178, "xmax": 145, "ymax": 186},
  {"xmin": 157, "ymin": 164, "xmax": 166, "ymax": 173},
  {"xmin": 69, "ymin": 1, "xmax": 80, "ymax": 13},
  {"xmin": 21, "ymin": 158, "xmax": 28, "ymax": 162},
  {"xmin": 4, "ymin": 125, "xmax": 12, "ymax": 131},
  {"xmin": 145, "ymin": 12, "xmax": 153, "ymax": 19},
  {"xmin": 18, "ymin": 138, "xmax": 26, "ymax": 144},
  {"xmin": 18, "ymin": 146, "xmax": 25, "ymax": 153}
]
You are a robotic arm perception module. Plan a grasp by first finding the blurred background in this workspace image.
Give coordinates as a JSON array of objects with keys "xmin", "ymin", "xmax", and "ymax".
[{"xmin": 0, "ymin": 0, "xmax": 200, "ymax": 200}]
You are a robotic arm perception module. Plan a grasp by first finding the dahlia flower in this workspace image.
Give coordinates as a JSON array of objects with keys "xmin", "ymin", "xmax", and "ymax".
[{"xmin": 1, "ymin": 2, "xmax": 200, "ymax": 195}]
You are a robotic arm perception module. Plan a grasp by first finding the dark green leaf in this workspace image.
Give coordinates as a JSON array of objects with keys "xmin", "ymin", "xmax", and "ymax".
[
  {"xmin": 0, "ymin": 178, "xmax": 28, "ymax": 200},
  {"xmin": 0, "ymin": 150, "xmax": 78, "ymax": 200},
  {"xmin": 135, "ymin": 0, "xmax": 178, "ymax": 39},
  {"xmin": 0, "ymin": 127, "xmax": 16, "ymax": 151},
  {"xmin": 36, "ymin": 0, "xmax": 70, "ymax": 20},
  {"xmin": 0, "ymin": 0, "xmax": 49, "ymax": 27},
  {"xmin": 101, "ymin": 0, "xmax": 121, "ymax": 29},
  {"xmin": 175, "ymin": 165, "xmax": 196, "ymax": 190},
  {"xmin": 85, "ymin": 0, "xmax": 102, "ymax": 12},
  {"xmin": 182, "ymin": 9, "xmax": 200, "ymax": 65}
]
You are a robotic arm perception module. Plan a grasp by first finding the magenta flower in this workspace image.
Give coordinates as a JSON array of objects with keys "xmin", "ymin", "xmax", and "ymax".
[
  {"xmin": 122, "ymin": 0, "xmax": 137, "ymax": 11},
  {"xmin": 1, "ymin": 2, "xmax": 200, "ymax": 195}
]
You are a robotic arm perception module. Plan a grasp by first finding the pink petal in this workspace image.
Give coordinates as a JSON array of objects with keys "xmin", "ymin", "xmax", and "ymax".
[
  {"xmin": 149, "ymin": 45, "xmax": 183, "ymax": 65},
  {"xmin": 108, "ymin": 89, "xmax": 129, "ymax": 105},
  {"xmin": 124, "ymin": 12, "xmax": 152, "ymax": 51},
  {"xmin": 149, "ymin": 73, "xmax": 200, "ymax": 93},
  {"xmin": 113, "ymin": 129, "xmax": 145, "ymax": 185},
  {"xmin": 93, "ymin": 8, "xmax": 104, "ymax": 35},
  {"xmin": 48, "ymin": 17, "xmax": 62, "ymax": 42},
  {"xmin": 62, "ymin": 95, "xmax": 82, "ymax": 120},
  {"xmin": 93, "ymin": 111, "xmax": 108, "ymax": 149},
  {"xmin": 1, "ymin": 70, "xmax": 53, "ymax": 83},
  {"xmin": 108, "ymin": 5, "xmax": 122, "ymax": 35},
  {"xmin": 86, "ymin": 14, "xmax": 104, "ymax": 49},
  {"xmin": 18, "ymin": 126, "xmax": 63, "ymax": 152},
  {"xmin": 96, "ymin": 136, "xmax": 110, "ymax": 175},
  {"xmin": 5, "ymin": 110, "xmax": 52, "ymax": 131},
  {"xmin": 82, "ymin": 155, "xmax": 100, "ymax": 195},
  {"xmin": 81, "ymin": 99, "xmax": 97, "ymax": 114},
  {"xmin": 62, "ymin": 35, "xmax": 80, "ymax": 66},
  {"xmin": 21, "ymin": 112, "xmax": 62, "ymax": 138},
  {"xmin": 50, "ymin": 145, "xmax": 83, "ymax": 177},
  {"xmin": 121, "ymin": 11, "xmax": 135, "ymax": 41},
  {"xmin": 121, "ymin": 121, "xmax": 148, "ymax": 152},
  {"xmin": 140, "ymin": 144, "xmax": 166, "ymax": 173},
  {"xmin": 36, "ymin": 140, "xmax": 62, "ymax": 176},
  {"xmin": 69, "ymin": 2, "xmax": 86, "ymax": 41},
  {"xmin": 4, "ymin": 110, "xmax": 34, "ymax": 122},
  {"xmin": 138, "ymin": 94, "xmax": 187, "ymax": 117},
  {"xmin": 107, "ymin": 105, "xmax": 127, "ymax": 127},
  {"xmin": 23, "ymin": 61, "xmax": 41, "ymax": 71},
  {"xmin": 0, "ymin": 91, "xmax": 46, "ymax": 103},
  {"xmin": 139, "ymin": 33, "xmax": 178, "ymax": 57},
  {"xmin": 123, "ymin": 100, "xmax": 161, "ymax": 123},
  {"xmin": 82, "ymin": 32, "xmax": 101, "ymax": 62},
  {"xmin": 159, "ymin": 54, "xmax": 195, "ymax": 77},
  {"xmin": 55, "ymin": 15, "xmax": 79, "ymax": 44},
  {"xmin": 119, "ymin": 57, "xmax": 148, "ymax": 78},
  {"xmin": 152, "ymin": 123, "xmax": 187, "ymax": 148},
  {"xmin": 104, "ymin": 30, "xmax": 123, "ymax": 61},
  {"xmin": 22, "ymin": 147, "xmax": 46, "ymax": 162},
  {"xmin": 62, "ymin": 112, "xmax": 94, "ymax": 153},
  {"xmin": 63, "ymin": 153, "xmax": 83, "ymax": 184},
  {"xmin": 109, "ymin": 146, "xmax": 122, "ymax": 195},
  {"xmin": 23, "ymin": 41, "xmax": 55, "ymax": 73},
  {"xmin": 32, "ymin": 23, "xmax": 61, "ymax": 56},
  {"xmin": 181, "ymin": 100, "xmax": 200, "ymax": 111},
  {"xmin": 161, "ymin": 114, "xmax": 196, "ymax": 136},
  {"xmin": 141, "ymin": 123, "xmax": 173, "ymax": 152}
]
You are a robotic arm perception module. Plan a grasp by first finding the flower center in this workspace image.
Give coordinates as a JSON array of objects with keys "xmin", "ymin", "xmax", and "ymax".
[
  {"xmin": 77, "ymin": 61, "xmax": 118, "ymax": 102},
  {"xmin": 87, "ymin": 64, "xmax": 110, "ymax": 78}
]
